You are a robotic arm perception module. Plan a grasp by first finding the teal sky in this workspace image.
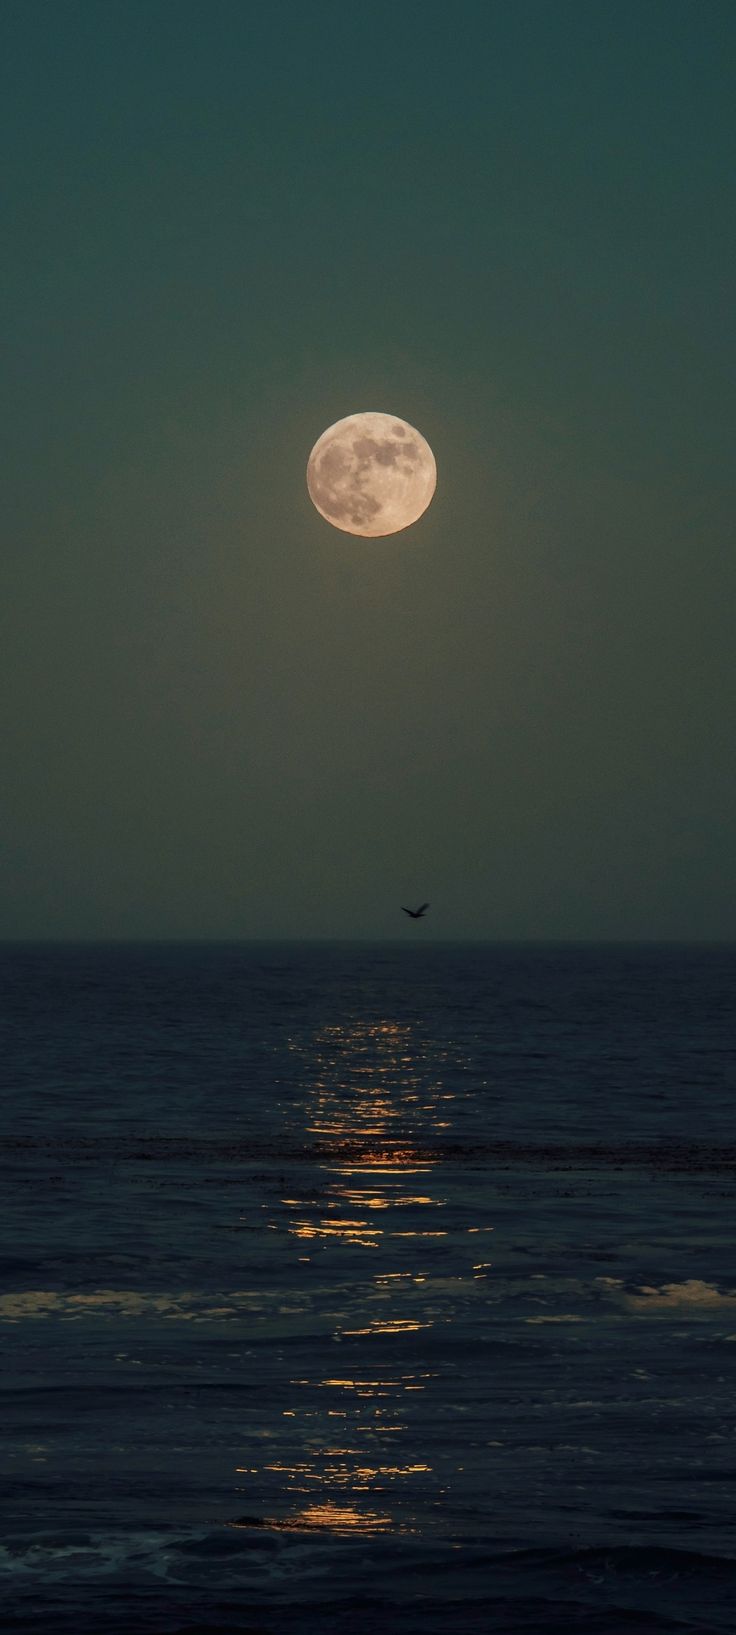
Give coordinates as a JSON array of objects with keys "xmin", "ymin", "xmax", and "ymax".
[{"xmin": 2, "ymin": 0, "xmax": 735, "ymax": 939}]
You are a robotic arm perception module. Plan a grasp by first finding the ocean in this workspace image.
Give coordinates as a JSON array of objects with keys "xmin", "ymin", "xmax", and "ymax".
[{"xmin": 1, "ymin": 941, "xmax": 735, "ymax": 1634}]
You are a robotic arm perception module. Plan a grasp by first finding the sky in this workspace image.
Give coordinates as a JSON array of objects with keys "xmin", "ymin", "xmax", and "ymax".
[{"xmin": 2, "ymin": 0, "xmax": 735, "ymax": 941}]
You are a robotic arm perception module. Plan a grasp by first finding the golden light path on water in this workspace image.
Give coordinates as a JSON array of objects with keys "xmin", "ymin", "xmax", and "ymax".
[
  {"xmin": 237, "ymin": 1016, "xmax": 492, "ymax": 1534},
  {"xmin": 1, "ymin": 1018, "xmax": 495, "ymax": 1544},
  {"xmin": 286, "ymin": 1020, "xmax": 452, "ymax": 1253}
]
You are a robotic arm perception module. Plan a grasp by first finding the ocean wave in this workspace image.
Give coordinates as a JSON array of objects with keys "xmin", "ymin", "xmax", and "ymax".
[
  {"xmin": 620, "ymin": 1280, "xmax": 736, "ymax": 1315},
  {"xmin": 3, "ymin": 1274, "xmax": 735, "ymax": 1327},
  {"xmin": 1, "ymin": 1530, "xmax": 734, "ymax": 1634},
  {"xmin": 3, "ymin": 1132, "xmax": 736, "ymax": 1175},
  {"xmin": 3, "ymin": 1527, "xmax": 734, "ymax": 1582}
]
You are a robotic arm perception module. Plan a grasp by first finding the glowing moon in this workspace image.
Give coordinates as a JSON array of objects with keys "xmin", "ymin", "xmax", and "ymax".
[{"xmin": 307, "ymin": 412, "xmax": 436, "ymax": 537}]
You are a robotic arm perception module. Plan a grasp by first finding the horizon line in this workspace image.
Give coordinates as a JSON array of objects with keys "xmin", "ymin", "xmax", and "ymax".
[{"xmin": 1, "ymin": 935, "xmax": 735, "ymax": 948}]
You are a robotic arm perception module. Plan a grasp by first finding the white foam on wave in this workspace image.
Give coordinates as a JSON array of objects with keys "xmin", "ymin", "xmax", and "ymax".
[
  {"xmin": 620, "ymin": 1279, "xmax": 736, "ymax": 1314},
  {"xmin": 0, "ymin": 1288, "xmax": 276, "ymax": 1323}
]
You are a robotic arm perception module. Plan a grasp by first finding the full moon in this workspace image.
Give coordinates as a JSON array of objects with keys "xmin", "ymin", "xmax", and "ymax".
[{"xmin": 306, "ymin": 412, "xmax": 436, "ymax": 537}]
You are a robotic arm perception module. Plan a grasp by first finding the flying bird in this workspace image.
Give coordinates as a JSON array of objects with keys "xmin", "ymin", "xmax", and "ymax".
[{"xmin": 401, "ymin": 903, "xmax": 429, "ymax": 919}]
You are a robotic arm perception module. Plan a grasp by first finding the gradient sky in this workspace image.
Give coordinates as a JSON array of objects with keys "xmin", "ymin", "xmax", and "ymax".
[{"xmin": 2, "ymin": 0, "xmax": 735, "ymax": 940}]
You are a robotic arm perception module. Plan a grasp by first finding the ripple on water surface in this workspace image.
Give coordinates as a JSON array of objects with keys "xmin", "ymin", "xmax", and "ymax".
[{"xmin": 1, "ymin": 942, "xmax": 735, "ymax": 1631}]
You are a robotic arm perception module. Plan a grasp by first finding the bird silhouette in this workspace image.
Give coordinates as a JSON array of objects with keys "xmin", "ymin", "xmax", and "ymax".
[{"xmin": 401, "ymin": 903, "xmax": 429, "ymax": 919}]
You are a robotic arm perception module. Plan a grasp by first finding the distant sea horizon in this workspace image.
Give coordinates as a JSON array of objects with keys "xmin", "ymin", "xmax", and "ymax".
[{"xmin": 3, "ymin": 935, "xmax": 736, "ymax": 946}]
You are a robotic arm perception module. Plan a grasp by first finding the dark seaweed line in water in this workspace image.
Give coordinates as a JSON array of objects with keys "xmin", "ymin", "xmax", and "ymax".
[{"xmin": 3, "ymin": 1134, "xmax": 736, "ymax": 1175}]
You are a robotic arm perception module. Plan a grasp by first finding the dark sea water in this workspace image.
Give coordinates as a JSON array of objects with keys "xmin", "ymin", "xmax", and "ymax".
[{"xmin": 1, "ymin": 942, "xmax": 735, "ymax": 1635}]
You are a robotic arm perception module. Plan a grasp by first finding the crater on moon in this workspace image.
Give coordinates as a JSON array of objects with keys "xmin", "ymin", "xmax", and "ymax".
[{"xmin": 306, "ymin": 412, "xmax": 436, "ymax": 537}]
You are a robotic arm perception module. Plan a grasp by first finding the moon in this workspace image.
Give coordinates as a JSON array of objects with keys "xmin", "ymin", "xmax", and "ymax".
[{"xmin": 306, "ymin": 412, "xmax": 436, "ymax": 537}]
